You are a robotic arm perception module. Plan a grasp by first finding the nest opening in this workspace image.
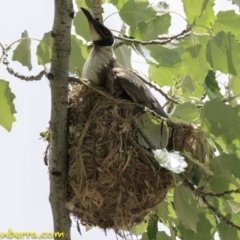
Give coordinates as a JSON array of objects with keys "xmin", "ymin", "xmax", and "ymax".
[{"xmin": 66, "ymin": 84, "xmax": 174, "ymax": 231}]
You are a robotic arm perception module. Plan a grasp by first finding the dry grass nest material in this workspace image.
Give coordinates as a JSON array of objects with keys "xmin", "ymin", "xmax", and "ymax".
[{"xmin": 66, "ymin": 83, "xmax": 174, "ymax": 231}]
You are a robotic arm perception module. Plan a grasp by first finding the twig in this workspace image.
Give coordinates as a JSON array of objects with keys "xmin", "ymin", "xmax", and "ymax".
[
  {"xmin": 183, "ymin": 178, "xmax": 240, "ymax": 231},
  {"xmin": 2, "ymin": 49, "xmax": 45, "ymax": 81},
  {"xmin": 114, "ymin": 28, "xmax": 191, "ymax": 47},
  {"xmin": 129, "ymin": 69, "xmax": 179, "ymax": 105}
]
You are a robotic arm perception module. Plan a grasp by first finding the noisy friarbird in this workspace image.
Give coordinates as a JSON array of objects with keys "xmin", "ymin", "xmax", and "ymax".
[{"xmin": 81, "ymin": 7, "xmax": 168, "ymax": 119}]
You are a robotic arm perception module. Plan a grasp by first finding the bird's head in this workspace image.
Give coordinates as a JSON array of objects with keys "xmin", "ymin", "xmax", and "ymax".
[{"xmin": 81, "ymin": 8, "xmax": 114, "ymax": 46}]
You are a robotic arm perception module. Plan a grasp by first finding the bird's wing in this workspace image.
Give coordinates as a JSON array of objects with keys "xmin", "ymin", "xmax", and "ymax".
[{"xmin": 112, "ymin": 67, "xmax": 168, "ymax": 118}]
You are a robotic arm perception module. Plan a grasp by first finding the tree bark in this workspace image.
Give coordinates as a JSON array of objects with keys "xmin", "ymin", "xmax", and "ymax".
[
  {"xmin": 92, "ymin": 0, "xmax": 103, "ymax": 24},
  {"xmin": 48, "ymin": 0, "xmax": 73, "ymax": 239}
]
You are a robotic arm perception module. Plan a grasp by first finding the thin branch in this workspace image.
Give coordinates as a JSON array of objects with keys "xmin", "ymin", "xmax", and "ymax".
[
  {"xmin": 2, "ymin": 49, "xmax": 45, "ymax": 81},
  {"xmin": 91, "ymin": 0, "xmax": 103, "ymax": 24},
  {"xmin": 128, "ymin": 69, "xmax": 179, "ymax": 105},
  {"xmin": 114, "ymin": 28, "xmax": 191, "ymax": 47},
  {"xmin": 201, "ymin": 196, "xmax": 240, "ymax": 231},
  {"xmin": 183, "ymin": 178, "xmax": 240, "ymax": 231}
]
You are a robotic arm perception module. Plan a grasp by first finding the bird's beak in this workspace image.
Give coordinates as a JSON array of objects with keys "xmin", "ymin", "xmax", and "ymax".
[{"xmin": 81, "ymin": 7, "xmax": 113, "ymax": 44}]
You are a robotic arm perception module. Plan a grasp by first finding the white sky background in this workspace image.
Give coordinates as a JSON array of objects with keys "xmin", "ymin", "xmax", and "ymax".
[{"xmin": 0, "ymin": 1, "xmax": 238, "ymax": 239}]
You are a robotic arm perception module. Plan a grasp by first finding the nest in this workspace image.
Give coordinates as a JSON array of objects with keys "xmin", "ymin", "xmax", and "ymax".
[{"xmin": 66, "ymin": 83, "xmax": 174, "ymax": 230}]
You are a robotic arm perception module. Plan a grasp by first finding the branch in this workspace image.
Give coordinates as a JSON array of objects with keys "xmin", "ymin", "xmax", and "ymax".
[
  {"xmin": 91, "ymin": 0, "xmax": 103, "ymax": 24},
  {"xmin": 48, "ymin": 0, "xmax": 74, "ymax": 239},
  {"xmin": 2, "ymin": 49, "xmax": 44, "ymax": 81},
  {"xmin": 183, "ymin": 178, "xmax": 240, "ymax": 231},
  {"xmin": 128, "ymin": 69, "xmax": 179, "ymax": 105},
  {"xmin": 114, "ymin": 28, "xmax": 191, "ymax": 47}
]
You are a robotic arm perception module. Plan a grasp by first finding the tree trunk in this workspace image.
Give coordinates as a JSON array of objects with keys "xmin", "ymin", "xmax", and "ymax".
[{"xmin": 48, "ymin": 0, "xmax": 73, "ymax": 239}]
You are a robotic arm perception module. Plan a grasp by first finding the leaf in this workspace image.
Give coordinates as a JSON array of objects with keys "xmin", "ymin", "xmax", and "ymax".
[
  {"xmin": 110, "ymin": 0, "xmax": 128, "ymax": 9},
  {"xmin": 212, "ymin": 153, "xmax": 240, "ymax": 180},
  {"xmin": 208, "ymin": 156, "xmax": 238, "ymax": 193},
  {"xmin": 0, "ymin": 80, "xmax": 16, "ymax": 131},
  {"xmin": 178, "ymin": 213, "xmax": 214, "ymax": 240},
  {"xmin": 148, "ymin": 64, "xmax": 179, "ymax": 87},
  {"xmin": 36, "ymin": 31, "xmax": 52, "ymax": 65},
  {"xmin": 217, "ymin": 222, "xmax": 239, "ymax": 240},
  {"xmin": 147, "ymin": 215, "xmax": 158, "ymax": 240},
  {"xmin": 114, "ymin": 44, "xmax": 132, "ymax": 68},
  {"xmin": 70, "ymin": 35, "xmax": 87, "ymax": 74},
  {"xmin": 131, "ymin": 220, "xmax": 148, "ymax": 235},
  {"xmin": 203, "ymin": 70, "xmax": 222, "ymax": 100},
  {"xmin": 146, "ymin": 43, "xmax": 183, "ymax": 67},
  {"xmin": 182, "ymin": 0, "xmax": 209, "ymax": 23},
  {"xmin": 74, "ymin": 11, "xmax": 91, "ymax": 41},
  {"xmin": 230, "ymin": 76, "xmax": 240, "ymax": 96},
  {"xmin": 157, "ymin": 201, "xmax": 177, "ymax": 226},
  {"xmin": 183, "ymin": 152, "xmax": 214, "ymax": 176},
  {"xmin": 119, "ymin": 0, "xmax": 156, "ymax": 28},
  {"xmin": 150, "ymin": 1, "xmax": 170, "ymax": 13},
  {"xmin": 174, "ymin": 184, "xmax": 199, "ymax": 232},
  {"xmin": 181, "ymin": 75, "xmax": 195, "ymax": 92},
  {"xmin": 194, "ymin": 0, "xmax": 215, "ymax": 33},
  {"xmin": 206, "ymin": 31, "xmax": 240, "ymax": 76},
  {"xmin": 170, "ymin": 101, "xmax": 200, "ymax": 123},
  {"xmin": 12, "ymin": 30, "xmax": 32, "ymax": 70},
  {"xmin": 180, "ymin": 44, "xmax": 209, "ymax": 82},
  {"xmin": 133, "ymin": 44, "xmax": 158, "ymax": 65},
  {"xmin": 200, "ymin": 98, "xmax": 240, "ymax": 152},
  {"xmin": 156, "ymin": 231, "xmax": 171, "ymax": 240},
  {"xmin": 134, "ymin": 13, "xmax": 171, "ymax": 40},
  {"xmin": 135, "ymin": 113, "xmax": 169, "ymax": 149},
  {"xmin": 75, "ymin": 0, "xmax": 91, "ymax": 9},
  {"xmin": 213, "ymin": 11, "xmax": 240, "ymax": 41}
]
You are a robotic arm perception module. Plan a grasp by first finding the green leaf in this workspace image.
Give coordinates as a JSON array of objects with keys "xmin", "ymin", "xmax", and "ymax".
[
  {"xmin": 156, "ymin": 231, "xmax": 171, "ymax": 240},
  {"xmin": 178, "ymin": 213, "xmax": 213, "ymax": 240},
  {"xmin": 203, "ymin": 70, "xmax": 222, "ymax": 100},
  {"xmin": 182, "ymin": 0, "xmax": 209, "ymax": 23},
  {"xmin": 119, "ymin": 0, "xmax": 156, "ymax": 28},
  {"xmin": 147, "ymin": 214, "xmax": 158, "ymax": 240},
  {"xmin": 131, "ymin": 219, "xmax": 148, "ymax": 235},
  {"xmin": 183, "ymin": 152, "xmax": 214, "ymax": 176},
  {"xmin": 200, "ymin": 98, "xmax": 240, "ymax": 152},
  {"xmin": 70, "ymin": 35, "xmax": 87, "ymax": 74},
  {"xmin": 114, "ymin": 44, "xmax": 132, "ymax": 68},
  {"xmin": 134, "ymin": 13, "xmax": 171, "ymax": 40},
  {"xmin": 110, "ymin": 0, "xmax": 128, "ymax": 9},
  {"xmin": 180, "ymin": 44, "xmax": 209, "ymax": 82},
  {"xmin": 230, "ymin": 76, "xmax": 240, "ymax": 96},
  {"xmin": 146, "ymin": 43, "xmax": 183, "ymax": 67},
  {"xmin": 194, "ymin": 0, "xmax": 215, "ymax": 33},
  {"xmin": 174, "ymin": 184, "xmax": 199, "ymax": 232},
  {"xmin": 217, "ymin": 221, "xmax": 239, "ymax": 240},
  {"xmin": 212, "ymin": 153, "xmax": 240, "ymax": 180},
  {"xmin": 74, "ymin": 11, "xmax": 91, "ymax": 41},
  {"xmin": 213, "ymin": 11, "xmax": 240, "ymax": 41},
  {"xmin": 0, "ymin": 80, "xmax": 16, "ymax": 131},
  {"xmin": 36, "ymin": 31, "xmax": 52, "ymax": 65},
  {"xmin": 133, "ymin": 45, "xmax": 158, "ymax": 65},
  {"xmin": 148, "ymin": 64, "xmax": 179, "ymax": 87},
  {"xmin": 75, "ymin": 0, "xmax": 91, "ymax": 9},
  {"xmin": 206, "ymin": 31, "xmax": 240, "ymax": 76},
  {"xmin": 158, "ymin": 201, "xmax": 177, "ymax": 226},
  {"xmin": 209, "ymin": 157, "xmax": 237, "ymax": 193},
  {"xmin": 135, "ymin": 113, "xmax": 169, "ymax": 149},
  {"xmin": 181, "ymin": 75, "xmax": 194, "ymax": 92},
  {"xmin": 12, "ymin": 30, "xmax": 32, "ymax": 70},
  {"xmin": 170, "ymin": 101, "xmax": 200, "ymax": 123}
]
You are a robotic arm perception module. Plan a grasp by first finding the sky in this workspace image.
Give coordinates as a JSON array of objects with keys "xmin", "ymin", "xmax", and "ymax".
[{"xmin": 0, "ymin": 0, "xmax": 238, "ymax": 239}]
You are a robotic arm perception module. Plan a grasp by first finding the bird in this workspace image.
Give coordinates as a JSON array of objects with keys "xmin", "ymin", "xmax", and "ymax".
[{"xmin": 81, "ymin": 7, "xmax": 168, "ymax": 119}]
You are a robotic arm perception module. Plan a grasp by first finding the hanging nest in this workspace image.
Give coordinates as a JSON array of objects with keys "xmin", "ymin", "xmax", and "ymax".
[{"xmin": 66, "ymin": 83, "xmax": 174, "ymax": 231}]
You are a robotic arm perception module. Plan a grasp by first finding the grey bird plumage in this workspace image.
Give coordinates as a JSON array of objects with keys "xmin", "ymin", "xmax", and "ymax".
[{"xmin": 81, "ymin": 7, "xmax": 168, "ymax": 119}]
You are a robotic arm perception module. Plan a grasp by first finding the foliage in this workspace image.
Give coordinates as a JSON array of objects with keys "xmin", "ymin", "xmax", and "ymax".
[{"xmin": 1, "ymin": 0, "xmax": 240, "ymax": 239}]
